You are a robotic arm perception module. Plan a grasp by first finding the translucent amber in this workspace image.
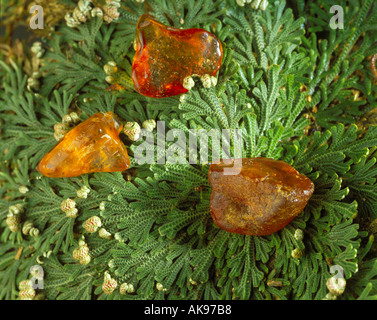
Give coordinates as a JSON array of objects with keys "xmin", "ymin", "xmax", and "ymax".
[
  {"xmin": 132, "ymin": 14, "xmax": 223, "ymax": 98},
  {"xmin": 209, "ymin": 158, "xmax": 314, "ymax": 236},
  {"xmin": 37, "ymin": 112, "xmax": 130, "ymax": 178}
]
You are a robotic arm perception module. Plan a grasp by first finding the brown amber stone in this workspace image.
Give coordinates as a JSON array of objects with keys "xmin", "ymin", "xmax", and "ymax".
[
  {"xmin": 37, "ymin": 112, "xmax": 130, "ymax": 178},
  {"xmin": 132, "ymin": 14, "xmax": 223, "ymax": 98},
  {"xmin": 208, "ymin": 158, "xmax": 314, "ymax": 236}
]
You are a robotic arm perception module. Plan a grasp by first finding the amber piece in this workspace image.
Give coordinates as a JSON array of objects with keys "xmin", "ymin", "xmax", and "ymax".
[
  {"xmin": 132, "ymin": 14, "xmax": 223, "ymax": 98},
  {"xmin": 37, "ymin": 112, "xmax": 130, "ymax": 178},
  {"xmin": 208, "ymin": 158, "xmax": 314, "ymax": 236}
]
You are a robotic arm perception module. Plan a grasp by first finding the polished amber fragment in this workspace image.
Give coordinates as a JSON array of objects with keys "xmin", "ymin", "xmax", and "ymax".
[
  {"xmin": 37, "ymin": 112, "xmax": 130, "ymax": 178},
  {"xmin": 209, "ymin": 158, "xmax": 314, "ymax": 236},
  {"xmin": 132, "ymin": 14, "xmax": 223, "ymax": 98}
]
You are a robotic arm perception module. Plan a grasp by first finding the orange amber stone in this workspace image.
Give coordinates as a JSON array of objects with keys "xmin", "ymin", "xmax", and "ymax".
[
  {"xmin": 132, "ymin": 14, "xmax": 223, "ymax": 98},
  {"xmin": 37, "ymin": 112, "xmax": 130, "ymax": 178},
  {"xmin": 208, "ymin": 158, "xmax": 314, "ymax": 236}
]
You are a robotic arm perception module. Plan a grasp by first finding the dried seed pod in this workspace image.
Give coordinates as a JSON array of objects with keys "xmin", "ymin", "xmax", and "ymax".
[{"xmin": 84, "ymin": 216, "xmax": 102, "ymax": 233}]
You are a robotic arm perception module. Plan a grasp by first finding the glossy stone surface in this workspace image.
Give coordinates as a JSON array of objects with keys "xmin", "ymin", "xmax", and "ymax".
[
  {"xmin": 37, "ymin": 112, "xmax": 130, "ymax": 178},
  {"xmin": 208, "ymin": 158, "xmax": 314, "ymax": 236},
  {"xmin": 132, "ymin": 14, "xmax": 223, "ymax": 98}
]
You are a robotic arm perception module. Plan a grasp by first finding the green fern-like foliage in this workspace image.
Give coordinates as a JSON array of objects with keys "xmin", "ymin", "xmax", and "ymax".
[{"xmin": 1, "ymin": 0, "xmax": 377, "ymax": 301}]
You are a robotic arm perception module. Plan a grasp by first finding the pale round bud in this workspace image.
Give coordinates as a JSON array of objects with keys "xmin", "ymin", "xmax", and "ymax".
[
  {"xmin": 19, "ymin": 279, "xmax": 33, "ymax": 290},
  {"xmin": 19, "ymin": 288, "xmax": 36, "ymax": 300},
  {"xmin": 9, "ymin": 203, "xmax": 24, "ymax": 215},
  {"xmin": 31, "ymin": 41, "xmax": 43, "ymax": 55},
  {"xmin": 77, "ymin": 185, "xmax": 90, "ymax": 199},
  {"xmin": 62, "ymin": 114, "xmax": 73, "ymax": 124},
  {"xmin": 78, "ymin": 0, "xmax": 92, "ymax": 13},
  {"xmin": 127, "ymin": 283, "xmax": 134, "ymax": 293},
  {"xmin": 119, "ymin": 283, "xmax": 129, "ymax": 295},
  {"xmin": 80, "ymin": 254, "xmax": 91, "ymax": 265},
  {"xmin": 123, "ymin": 122, "xmax": 141, "ymax": 141},
  {"xmin": 19, "ymin": 185, "xmax": 29, "ymax": 194},
  {"xmin": 6, "ymin": 214, "xmax": 21, "ymax": 233},
  {"xmin": 326, "ymin": 277, "xmax": 346, "ymax": 296},
  {"xmin": 84, "ymin": 216, "xmax": 102, "ymax": 233},
  {"xmin": 291, "ymin": 248, "xmax": 304, "ymax": 259},
  {"xmin": 142, "ymin": 119, "xmax": 156, "ymax": 132},
  {"xmin": 182, "ymin": 76, "xmax": 195, "ymax": 90},
  {"xmin": 294, "ymin": 229, "xmax": 304, "ymax": 241},
  {"xmin": 105, "ymin": 75, "xmax": 114, "ymax": 84},
  {"xmin": 73, "ymin": 243, "xmax": 89, "ymax": 261},
  {"xmin": 73, "ymin": 7, "xmax": 87, "ymax": 23},
  {"xmin": 54, "ymin": 122, "xmax": 69, "ymax": 136},
  {"xmin": 98, "ymin": 228, "xmax": 112, "ymax": 239},
  {"xmin": 61, "ymin": 198, "xmax": 76, "ymax": 212},
  {"xmin": 103, "ymin": 5, "xmax": 120, "ymax": 21},
  {"xmin": 66, "ymin": 207, "xmax": 78, "ymax": 218},
  {"xmin": 251, "ymin": 0, "xmax": 262, "ymax": 9},
  {"xmin": 54, "ymin": 131, "xmax": 65, "ymax": 141},
  {"xmin": 179, "ymin": 94, "xmax": 186, "ymax": 103},
  {"xmin": 260, "ymin": 0, "xmax": 269, "ymax": 10},
  {"xmin": 29, "ymin": 227, "xmax": 40, "ymax": 237},
  {"xmin": 102, "ymin": 272, "xmax": 117, "ymax": 294},
  {"xmin": 27, "ymin": 77, "xmax": 40, "ymax": 88},
  {"xmin": 104, "ymin": 63, "xmax": 118, "ymax": 75},
  {"xmin": 69, "ymin": 112, "xmax": 80, "ymax": 123},
  {"xmin": 65, "ymin": 12, "xmax": 81, "ymax": 28},
  {"xmin": 91, "ymin": 7, "xmax": 103, "ymax": 18},
  {"xmin": 22, "ymin": 221, "xmax": 34, "ymax": 235},
  {"xmin": 200, "ymin": 74, "xmax": 217, "ymax": 88}
]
